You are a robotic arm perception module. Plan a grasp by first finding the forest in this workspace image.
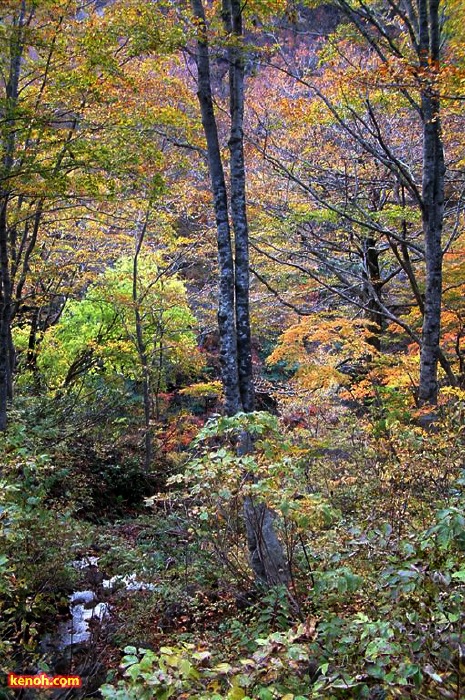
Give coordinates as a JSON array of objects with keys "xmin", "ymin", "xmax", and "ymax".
[{"xmin": 1, "ymin": 0, "xmax": 465, "ymax": 698}]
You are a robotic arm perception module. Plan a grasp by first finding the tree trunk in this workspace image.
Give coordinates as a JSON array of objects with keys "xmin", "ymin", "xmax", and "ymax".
[
  {"xmin": 361, "ymin": 236, "xmax": 383, "ymax": 351},
  {"xmin": 192, "ymin": 0, "xmax": 242, "ymax": 417},
  {"xmin": 192, "ymin": 0, "xmax": 289, "ymax": 586},
  {"xmin": 0, "ymin": 201, "xmax": 12, "ymax": 431},
  {"xmin": 0, "ymin": 1, "xmax": 26, "ymax": 429},
  {"xmin": 225, "ymin": 0, "xmax": 255, "ymax": 413},
  {"xmin": 238, "ymin": 430, "xmax": 290, "ymax": 585},
  {"xmin": 418, "ymin": 0, "xmax": 445, "ymax": 405},
  {"xmin": 332, "ymin": 0, "xmax": 447, "ymax": 403},
  {"xmin": 243, "ymin": 499, "xmax": 291, "ymax": 585},
  {"xmin": 133, "ymin": 216, "xmax": 152, "ymax": 473}
]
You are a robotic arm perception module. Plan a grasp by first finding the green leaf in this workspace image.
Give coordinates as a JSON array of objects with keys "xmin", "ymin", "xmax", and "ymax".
[
  {"xmin": 257, "ymin": 689, "xmax": 274, "ymax": 700},
  {"xmin": 121, "ymin": 655, "xmax": 139, "ymax": 667},
  {"xmin": 213, "ymin": 662, "xmax": 233, "ymax": 673}
]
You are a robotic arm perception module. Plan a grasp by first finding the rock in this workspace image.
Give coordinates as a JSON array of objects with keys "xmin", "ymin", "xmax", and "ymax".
[
  {"xmin": 102, "ymin": 573, "xmax": 156, "ymax": 591},
  {"xmin": 56, "ymin": 600, "xmax": 109, "ymax": 650},
  {"xmin": 70, "ymin": 590, "xmax": 96, "ymax": 606}
]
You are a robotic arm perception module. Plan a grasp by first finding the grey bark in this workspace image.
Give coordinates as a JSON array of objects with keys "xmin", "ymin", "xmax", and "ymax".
[
  {"xmin": 361, "ymin": 236, "xmax": 383, "ymax": 351},
  {"xmin": 192, "ymin": 0, "xmax": 241, "ymax": 417},
  {"xmin": 417, "ymin": 0, "xmax": 445, "ymax": 405},
  {"xmin": 224, "ymin": 0, "xmax": 288, "ymax": 584},
  {"xmin": 243, "ymin": 498, "xmax": 290, "ymax": 585},
  {"xmin": 192, "ymin": 0, "xmax": 289, "ymax": 585},
  {"xmin": 324, "ymin": 0, "xmax": 448, "ymax": 403},
  {"xmin": 225, "ymin": 0, "xmax": 255, "ymax": 413},
  {"xmin": 238, "ymin": 430, "xmax": 290, "ymax": 585}
]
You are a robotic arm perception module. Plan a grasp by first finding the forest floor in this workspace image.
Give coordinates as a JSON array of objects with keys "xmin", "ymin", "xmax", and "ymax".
[{"xmin": 1, "ymin": 399, "xmax": 465, "ymax": 699}]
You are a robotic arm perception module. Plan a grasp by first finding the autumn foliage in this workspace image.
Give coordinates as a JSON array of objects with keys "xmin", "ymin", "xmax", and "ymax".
[{"xmin": 1, "ymin": 1, "xmax": 465, "ymax": 698}]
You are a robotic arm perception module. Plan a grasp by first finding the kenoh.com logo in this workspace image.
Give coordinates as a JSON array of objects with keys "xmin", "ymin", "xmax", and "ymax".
[{"xmin": 8, "ymin": 673, "xmax": 82, "ymax": 689}]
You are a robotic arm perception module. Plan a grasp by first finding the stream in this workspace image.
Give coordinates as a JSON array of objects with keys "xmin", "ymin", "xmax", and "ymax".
[{"xmin": 37, "ymin": 556, "xmax": 156, "ymax": 698}]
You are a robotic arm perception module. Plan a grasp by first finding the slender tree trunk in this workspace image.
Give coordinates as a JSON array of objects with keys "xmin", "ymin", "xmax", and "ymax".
[
  {"xmin": 0, "ymin": 201, "xmax": 12, "ymax": 431},
  {"xmin": 225, "ymin": 0, "xmax": 255, "ymax": 412},
  {"xmin": 0, "ymin": 3, "xmax": 26, "ymax": 430},
  {"xmin": 418, "ymin": 0, "xmax": 445, "ymax": 405},
  {"xmin": 223, "ymin": 0, "xmax": 288, "ymax": 585},
  {"xmin": 26, "ymin": 304, "xmax": 42, "ymax": 394},
  {"xmin": 133, "ymin": 216, "xmax": 152, "ymax": 473},
  {"xmin": 331, "ymin": 0, "xmax": 448, "ymax": 403},
  {"xmin": 238, "ymin": 431, "xmax": 290, "ymax": 585},
  {"xmin": 192, "ymin": 0, "xmax": 289, "ymax": 586},
  {"xmin": 192, "ymin": 0, "xmax": 241, "ymax": 417},
  {"xmin": 26, "ymin": 306, "xmax": 39, "ymax": 373},
  {"xmin": 361, "ymin": 236, "xmax": 383, "ymax": 351}
]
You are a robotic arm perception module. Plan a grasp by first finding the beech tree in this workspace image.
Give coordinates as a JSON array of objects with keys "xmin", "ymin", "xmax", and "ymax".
[
  {"xmin": 333, "ymin": 0, "xmax": 447, "ymax": 405},
  {"xmin": 191, "ymin": 0, "xmax": 253, "ymax": 416},
  {"xmin": 248, "ymin": 0, "xmax": 462, "ymax": 404},
  {"xmin": 190, "ymin": 0, "xmax": 289, "ymax": 585}
]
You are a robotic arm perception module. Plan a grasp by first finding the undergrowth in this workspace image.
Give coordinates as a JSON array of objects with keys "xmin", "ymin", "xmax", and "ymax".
[{"xmin": 1, "ymin": 393, "xmax": 465, "ymax": 699}]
